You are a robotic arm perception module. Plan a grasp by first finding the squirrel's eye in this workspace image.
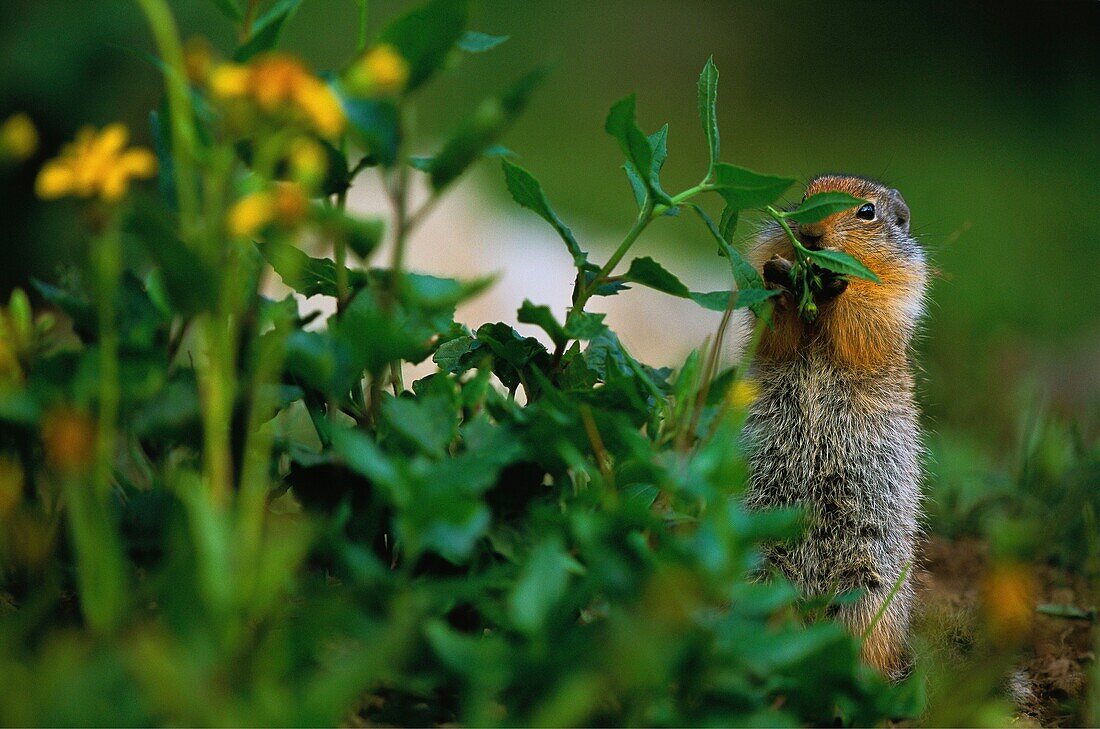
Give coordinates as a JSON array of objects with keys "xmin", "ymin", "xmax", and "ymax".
[{"xmin": 856, "ymin": 203, "xmax": 875, "ymax": 221}]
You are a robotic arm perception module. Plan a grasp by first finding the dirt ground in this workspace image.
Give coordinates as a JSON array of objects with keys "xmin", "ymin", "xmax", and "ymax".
[{"xmin": 918, "ymin": 536, "xmax": 1096, "ymax": 727}]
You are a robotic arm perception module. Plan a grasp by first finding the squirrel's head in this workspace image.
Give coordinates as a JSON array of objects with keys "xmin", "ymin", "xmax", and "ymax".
[
  {"xmin": 795, "ymin": 174, "xmax": 927, "ymax": 321},
  {"xmin": 750, "ymin": 174, "xmax": 928, "ymax": 367},
  {"xmin": 796, "ymin": 175, "xmax": 920, "ymax": 268}
]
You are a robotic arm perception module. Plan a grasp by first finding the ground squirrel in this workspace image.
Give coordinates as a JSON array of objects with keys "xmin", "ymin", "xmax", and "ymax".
[{"xmin": 742, "ymin": 174, "xmax": 927, "ymax": 679}]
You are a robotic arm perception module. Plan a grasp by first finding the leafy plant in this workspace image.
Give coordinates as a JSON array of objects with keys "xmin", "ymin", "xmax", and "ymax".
[{"xmin": 0, "ymin": 1, "xmax": 922, "ymax": 726}]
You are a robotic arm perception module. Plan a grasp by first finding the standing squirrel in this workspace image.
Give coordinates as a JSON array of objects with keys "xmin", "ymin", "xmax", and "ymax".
[{"xmin": 742, "ymin": 174, "xmax": 927, "ymax": 679}]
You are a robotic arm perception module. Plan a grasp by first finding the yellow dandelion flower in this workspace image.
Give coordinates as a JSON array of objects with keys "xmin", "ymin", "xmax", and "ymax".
[
  {"xmin": 34, "ymin": 124, "xmax": 156, "ymax": 202},
  {"xmin": 346, "ymin": 44, "xmax": 409, "ymax": 97},
  {"xmin": 0, "ymin": 113, "xmax": 38, "ymax": 161},
  {"xmin": 728, "ymin": 378, "xmax": 760, "ymax": 409},
  {"xmin": 209, "ymin": 63, "xmax": 250, "ymax": 99},
  {"xmin": 227, "ymin": 191, "xmax": 276, "ymax": 238}
]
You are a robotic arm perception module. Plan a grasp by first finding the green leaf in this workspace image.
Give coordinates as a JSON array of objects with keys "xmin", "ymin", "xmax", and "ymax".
[
  {"xmin": 711, "ymin": 163, "xmax": 795, "ymax": 210},
  {"xmin": 332, "ymin": 427, "xmax": 402, "ymax": 489},
  {"xmin": 782, "ymin": 190, "xmax": 867, "ymax": 224},
  {"xmin": 458, "ymin": 30, "xmax": 509, "ymax": 52},
  {"xmin": 207, "ymin": 0, "xmax": 243, "ymax": 21},
  {"xmin": 382, "ymin": 386, "xmax": 459, "ymax": 456},
  {"xmin": 338, "ymin": 92, "xmax": 401, "ymax": 166},
  {"xmin": 621, "ymin": 256, "xmax": 763, "ymax": 312},
  {"xmin": 1036, "ymin": 603, "xmax": 1095, "ymax": 621},
  {"xmin": 234, "ymin": 0, "xmax": 302, "ymax": 61},
  {"xmin": 433, "ymin": 335, "xmax": 483, "ymax": 374},
  {"xmin": 697, "ymin": 56, "xmax": 720, "ymax": 176},
  {"xmin": 259, "ymin": 241, "xmax": 368, "ymax": 298},
  {"xmin": 126, "ymin": 204, "xmax": 217, "ymax": 315},
  {"xmin": 624, "ymin": 257, "xmax": 690, "ymax": 298},
  {"xmin": 335, "ymin": 287, "xmax": 434, "ymax": 375},
  {"xmin": 400, "ymin": 271, "xmax": 496, "ymax": 313},
  {"xmin": 376, "ymin": 0, "xmax": 468, "ymax": 92},
  {"xmin": 605, "ymin": 95, "xmax": 672, "ymax": 205},
  {"xmin": 501, "ymin": 159, "xmax": 587, "ymax": 269},
  {"xmin": 509, "ymin": 537, "xmax": 576, "ymax": 633},
  {"xmin": 429, "ymin": 68, "xmax": 545, "ymax": 190},
  {"xmin": 343, "ymin": 216, "xmax": 386, "ymax": 260},
  {"xmin": 805, "ymin": 248, "xmax": 880, "ymax": 283},
  {"xmin": 719, "ymin": 204, "xmax": 738, "ymax": 243},
  {"xmin": 517, "ymin": 300, "xmax": 567, "ymax": 347},
  {"xmin": 563, "ymin": 310, "xmax": 607, "ymax": 340}
]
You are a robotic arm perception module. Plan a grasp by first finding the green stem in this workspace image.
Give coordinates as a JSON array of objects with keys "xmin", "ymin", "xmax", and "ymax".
[
  {"xmin": 357, "ymin": 0, "xmax": 370, "ymax": 52},
  {"xmin": 94, "ymin": 225, "xmax": 122, "ymax": 499},
  {"xmin": 135, "ymin": 0, "xmax": 200, "ymax": 242},
  {"xmin": 575, "ymin": 184, "xmax": 710, "ymax": 312}
]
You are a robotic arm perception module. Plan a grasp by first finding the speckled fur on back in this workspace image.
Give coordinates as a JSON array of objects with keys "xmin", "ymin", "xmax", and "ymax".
[{"xmin": 743, "ymin": 174, "xmax": 927, "ymax": 679}]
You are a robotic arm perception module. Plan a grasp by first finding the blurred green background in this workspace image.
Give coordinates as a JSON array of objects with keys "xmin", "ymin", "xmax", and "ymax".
[{"xmin": 2, "ymin": 0, "xmax": 1098, "ymax": 448}]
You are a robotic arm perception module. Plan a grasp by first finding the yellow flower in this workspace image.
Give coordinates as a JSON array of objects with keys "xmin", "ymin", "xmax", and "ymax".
[
  {"xmin": 227, "ymin": 191, "xmax": 276, "ymax": 238},
  {"xmin": 35, "ymin": 124, "xmax": 156, "ymax": 202},
  {"xmin": 227, "ymin": 182, "xmax": 310, "ymax": 238},
  {"xmin": 286, "ymin": 137, "xmax": 328, "ymax": 189},
  {"xmin": 210, "ymin": 63, "xmax": 250, "ymax": 99},
  {"xmin": 728, "ymin": 378, "xmax": 760, "ymax": 409},
  {"xmin": 208, "ymin": 53, "xmax": 345, "ymax": 139},
  {"xmin": 346, "ymin": 44, "xmax": 409, "ymax": 97},
  {"xmin": 0, "ymin": 113, "xmax": 38, "ymax": 161}
]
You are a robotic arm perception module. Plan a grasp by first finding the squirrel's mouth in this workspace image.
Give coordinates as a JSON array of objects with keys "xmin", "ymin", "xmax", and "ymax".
[{"xmin": 796, "ymin": 230, "xmax": 824, "ymax": 250}]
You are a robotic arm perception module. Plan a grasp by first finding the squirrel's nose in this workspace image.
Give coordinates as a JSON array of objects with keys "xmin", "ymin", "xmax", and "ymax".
[{"xmin": 796, "ymin": 226, "xmax": 825, "ymax": 250}]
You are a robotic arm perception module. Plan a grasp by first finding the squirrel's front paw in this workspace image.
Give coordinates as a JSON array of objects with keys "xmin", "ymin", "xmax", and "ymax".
[
  {"xmin": 813, "ymin": 264, "xmax": 849, "ymax": 304},
  {"xmin": 763, "ymin": 256, "xmax": 797, "ymax": 310}
]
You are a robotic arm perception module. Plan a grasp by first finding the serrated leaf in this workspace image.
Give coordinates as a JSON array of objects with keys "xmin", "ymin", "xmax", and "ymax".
[
  {"xmin": 782, "ymin": 190, "xmax": 866, "ymax": 224},
  {"xmin": 376, "ymin": 0, "xmax": 468, "ymax": 92},
  {"xmin": 458, "ymin": 30, "xmax": 508, "ymax": 52},
  {"xmin": 711, "ymin": 163, "xmax": 795, "ymax": 211},
  {"xmin": 501, "ymin": 159, "xmax": 587, "ymax": 269},
  {"xmin": 517, "ymin": 300, "xmax": 566, "ymax": 347},
  {"xmin": 234, "ymin": 0, "xmax": 302, "ymax": 61},
  {"xmin": 433, "ymin": 335, "xmax": 483, "ymax": 374},
  {"xmin": 563, "ymin": 310, "xmax": 607, "ymax": 340},
  {"xmin": 260, "ymin": 241, "xmax": 368, "ymax": 298},
  {"xmin": 805, "ymin": 248, "xmax": 880, "ymax": 282},
  {"xmin": 605, "ymin": 95, "xmax": 672, "ymax": 205},
  {"xmin": 624, "ymin": 257, "xmax": 690, "ymax": 298},
  {"xmin": 698, "ymin": 56, "xmax": 719, "ymax": 176},
  {"xmin": 429, "ymin": 68, "xmax": 545, "ymax": 190}
]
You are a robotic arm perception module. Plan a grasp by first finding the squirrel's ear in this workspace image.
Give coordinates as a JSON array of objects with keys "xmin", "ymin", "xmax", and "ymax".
[{"xmin": 889, "ymin": 189, "xmax": 910, "ymax": 233}]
